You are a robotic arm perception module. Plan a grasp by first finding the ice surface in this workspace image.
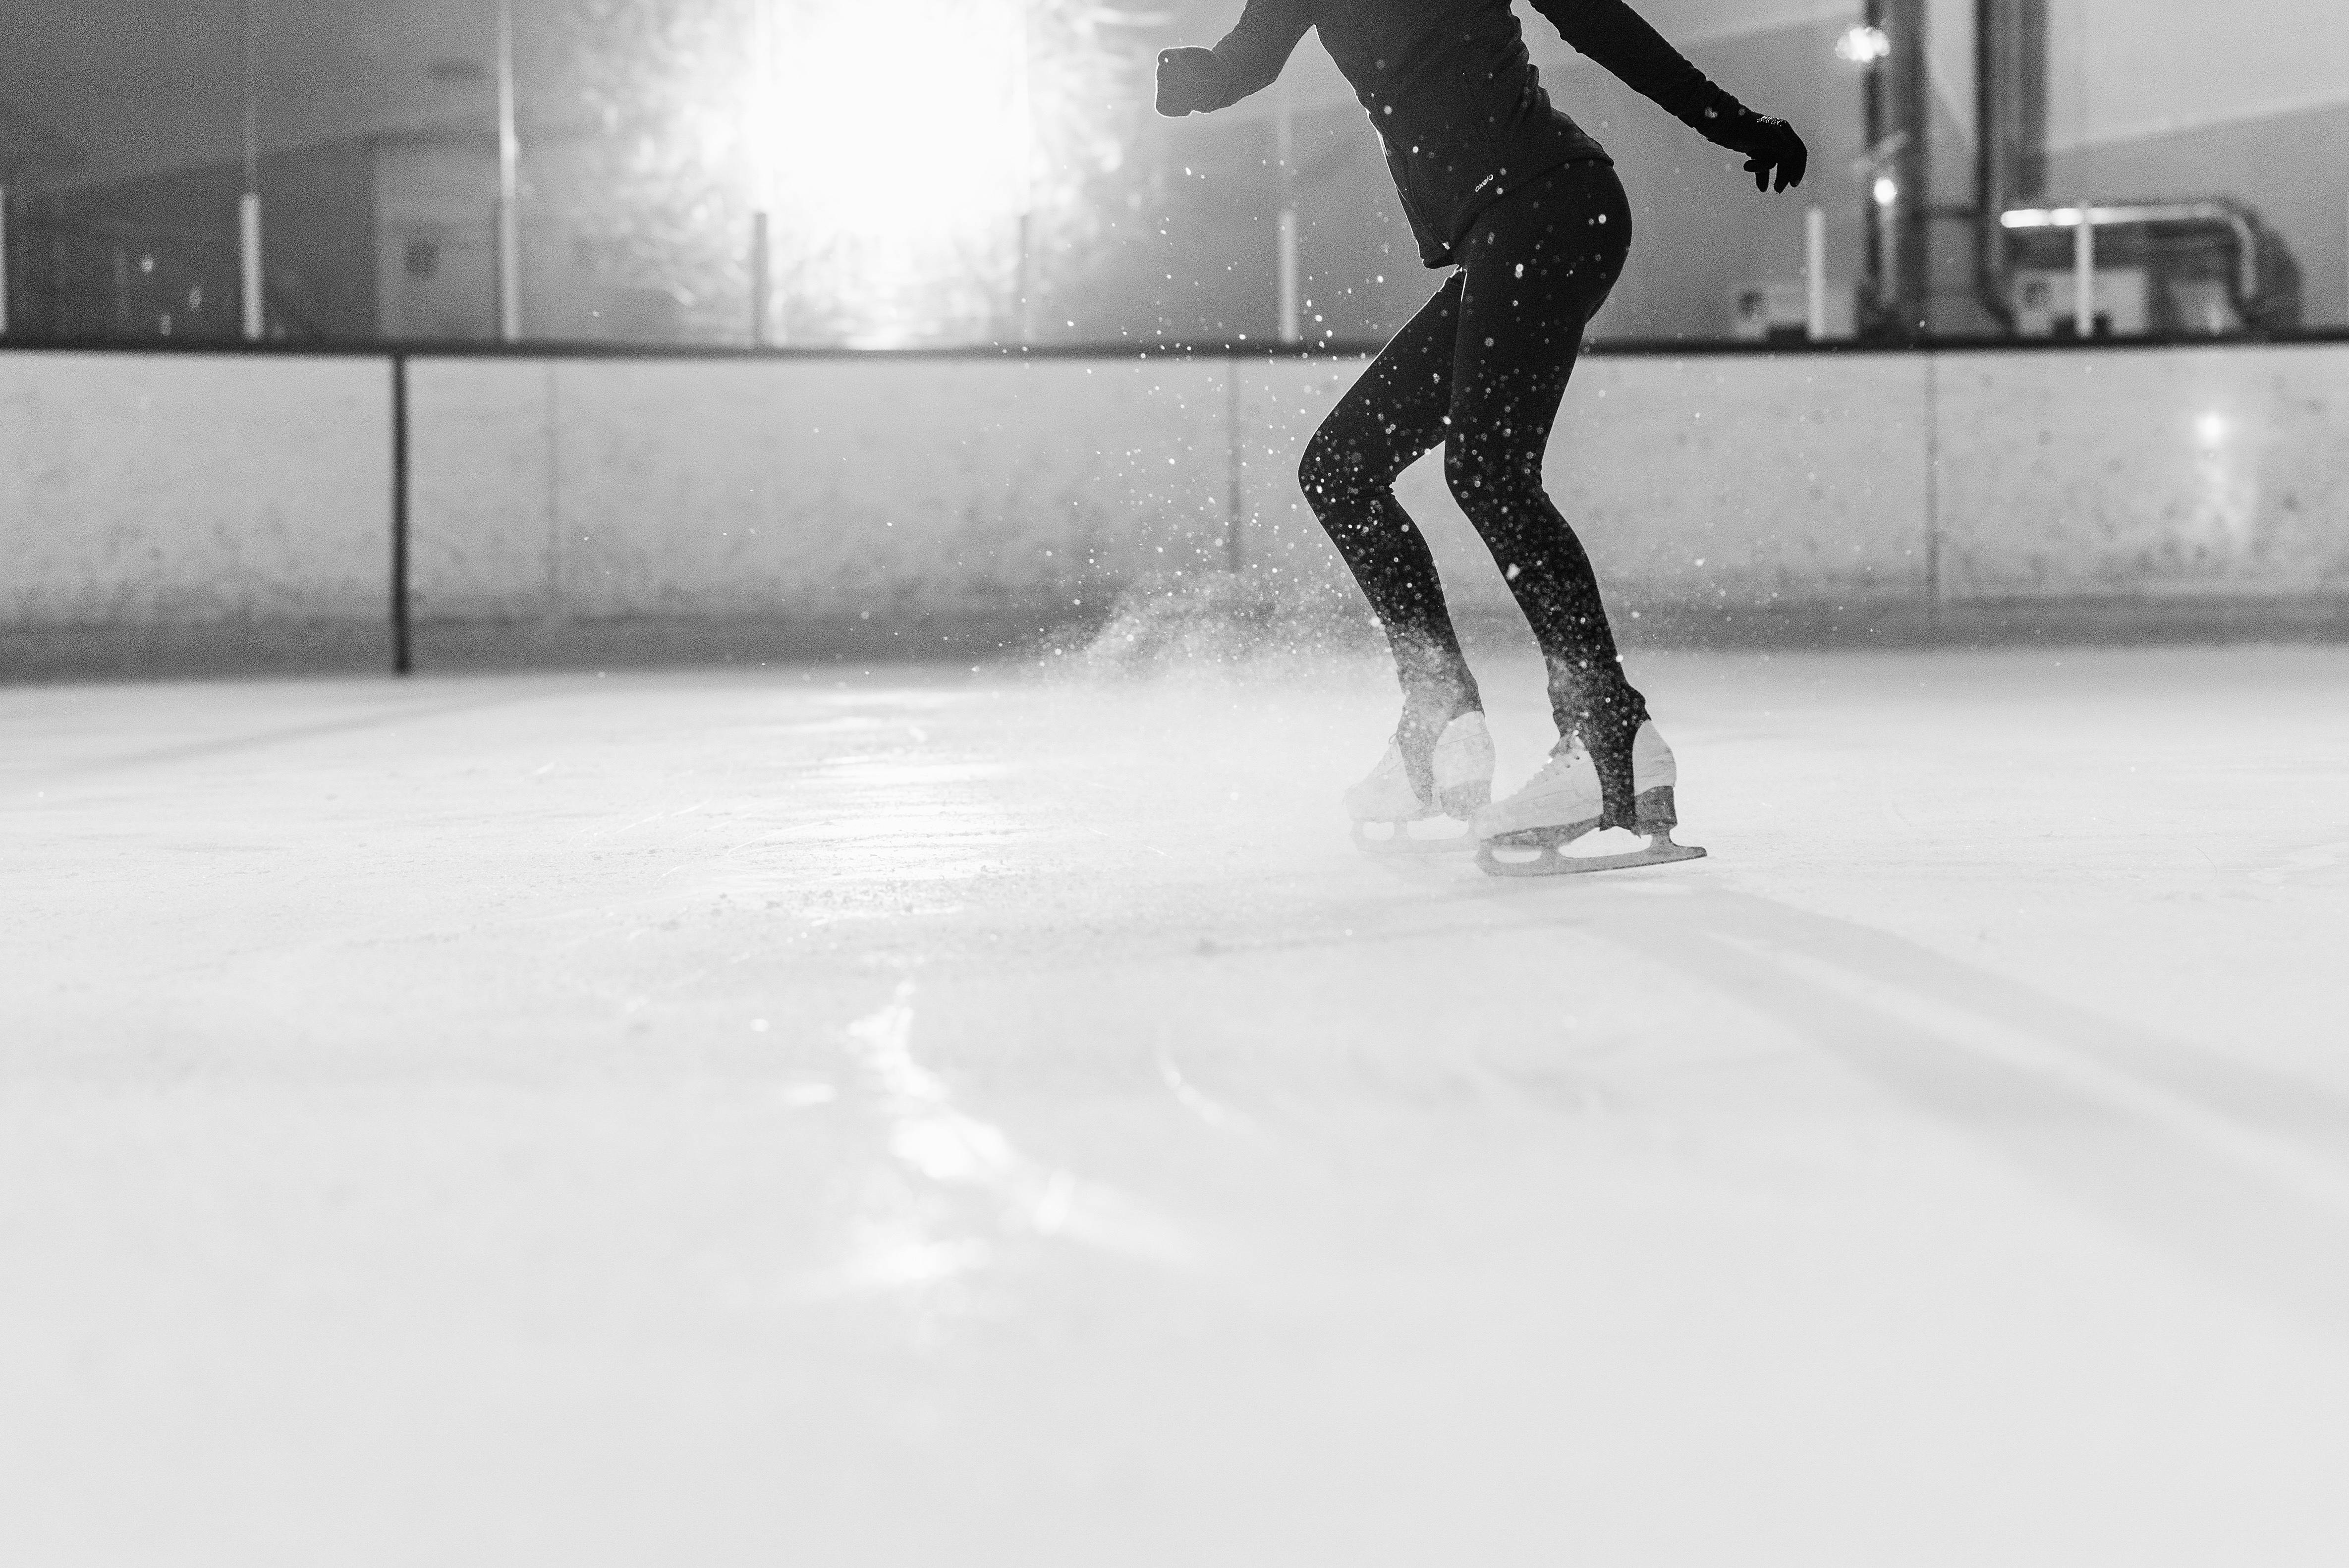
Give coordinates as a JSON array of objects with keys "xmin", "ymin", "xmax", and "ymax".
[{"xmin": 5, "ymin": 645, "xmax": 2349, "ymax": 1566}]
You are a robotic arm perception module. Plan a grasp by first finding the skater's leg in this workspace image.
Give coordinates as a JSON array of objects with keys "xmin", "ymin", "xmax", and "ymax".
[
  {"xmin": 1441, "ymin": 162, "xmax": 1650, "ymax": 821},
  {"xmin": 1301, "ymin": 277, "xmax": 1483, "ymax": 793}
]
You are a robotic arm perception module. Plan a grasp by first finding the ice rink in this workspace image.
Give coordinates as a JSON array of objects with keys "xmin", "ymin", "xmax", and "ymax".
[{"xmin": 6, "ymin": 642, "xmax": 2349, "ymax": 1566}]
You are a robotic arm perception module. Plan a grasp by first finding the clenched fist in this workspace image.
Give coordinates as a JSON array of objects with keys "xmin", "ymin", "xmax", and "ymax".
[{"xmin": 1156, "ymin": 47, "xmax": 1222, "ymax": 117}]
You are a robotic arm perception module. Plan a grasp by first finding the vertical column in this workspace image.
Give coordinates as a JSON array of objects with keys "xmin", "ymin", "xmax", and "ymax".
[
  {"xmin": 495, "ymin": 0, "xmax": 522, "ymax": 341},
  {"xmin": 1922, "ymin": 350, "xmax": 1941, "ymax": 620},
  {"xmin": 391, "ymin": 356, "xmax": 413, "ymax": 675},
  {"xmin": 1861, "ymin": 0, "xmax": 1929, "ymax": 337},
  {"xmin": 239, "ymin": 195, "xmax": 265, "ymax": 338},
  {"xmin": 1891, "ymin": 0, "xmax": 1929, "ymax": 335},
  {"xmin": 240, "ymin": 0, "xmax": 264, "ymax": 339},
  {"xmin": 751, "ymin": 212, "xmax": 772, "ymax": 345},
  {"xmin": 2072, "ymin": 207, "xmax": 2095, "ymax": 337},
  {"xmin": 1805, "ymin": 206, "xmax": 1829, "ymax": 340},
  {"xmin": 1973, "ymin": 0, "xmax": 2047, "ymax": 330},
  {"xmin": 1277, "ymin": 213, "xmax": 1300, "ymax": 344},
  {"xmin": 1275, "ymin": 84, "xmax": 1300, "ymax": 344},
  {"xmin": 1225, "ymin": 359, "xmax": 1245, "ymax": 572},
  {"xmin": 1874, "ymin": 176, "xmax": 1901, "ymax": 331},
  {"xmin": 748, "ymin": 0, "xmax": 777, "ymax": 346},
  {"xmin": 1015, "ymin": 212, "xmax": 1036, "ymax": 343},
  {"xmin": 1013, "ymin": 0, "xmax": 1038, "ymax": 342}
]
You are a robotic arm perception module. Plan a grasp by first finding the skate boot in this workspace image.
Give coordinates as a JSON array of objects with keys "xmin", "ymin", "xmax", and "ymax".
[
  {"xmin": 1347, "ymin": 711, "xmax": 1495, "ymax": 854},
  {"xmin": 1473, "ymin": 720, "xmax": 1706, "ymax": 877}
]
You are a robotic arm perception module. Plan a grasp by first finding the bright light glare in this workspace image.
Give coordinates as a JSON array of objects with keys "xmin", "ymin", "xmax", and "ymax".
[
  {"xmin": 765, "ymin": 0, "xmax": 1029, "ymax": 242},
  {"xmin": 2196, "ymin": 413, "xmax": 2227, "ymax": 446},
  {"xmin": 1835, "ymin": 25, "xmax": 1893, "ymax": 64},
  {"xmin": 1872, "ymin": 175, "xmax": 1900, "ymax": 208}
]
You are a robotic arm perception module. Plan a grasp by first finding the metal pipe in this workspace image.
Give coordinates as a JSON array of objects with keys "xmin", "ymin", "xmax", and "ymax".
[
  {"xmin": 1888, "ymin": 0, "xmax": 1928, "ymax": 335},
  {"xmin": 240, "ymin": 0, "xmax": 264, "ymax": 339},
  {"xmin": 1974, "ymin": 0, "xmax": 2001, "ymax": 319},
  {"xmin": 1878, "ymin": 182, "xmax": 1901, "ymax": 322},
  {"xmin": 1276, "ymin": 84, "xmax": 1299, "ymax": 343},
  {"xmin": 1805, "ymin": 206, "xmax": 1828, "ymax": 339},
  {"xmin": 2002, "ymin": 202, "xmax": 2259, "ymax": 308},
  {"xmin": 751, "ymin": 211, "xmax": 771, "ymax": 345},
  {"xmin": 2071, "ymin": 206, "xmax": 2095, "ymax": 337},
  {"xmin": 1862, "ymin": 0, "xmax": 1883, "ymax": 316},
  {"xmin": 749, "ymin": 0, "xmax": 777, "ymax": 346},
  {"xmin": 1860, "ymin": 0, "xmax": 1928, "ymax": 336},
  {"xmin": 239, "ymin": 194, "xmax": 264, "ymax": 338},
  {"xmin": 495, "ymin": 0, "xmax": 521, "ymax": 341},
  {"xmin": 1277, "ymin": 211, "xmax": 1300, "ymax": 343},
  {"xmin": 391, "ymin": 356, "xmax": 412, "ymax": 676},
  {"xmin": 1015, "ymin": 211, "xmax": 1036, "ymax": 342},
  {"xmin": 1014, "ymin": 0, "xmax": 1037, "ymax": 342},
  {"xmin": 1971, "ymin": 0, "xmax": 2024, "ymax": 330}
]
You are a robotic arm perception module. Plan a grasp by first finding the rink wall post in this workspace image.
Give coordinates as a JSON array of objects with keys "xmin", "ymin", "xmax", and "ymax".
[
  {"xmin": 391, "ymin": 354, "xmax": 413, "ymax": 676},
  {"xmin": 1924, "ymin": 348, "xmax": 1944, "ymax": 628}
]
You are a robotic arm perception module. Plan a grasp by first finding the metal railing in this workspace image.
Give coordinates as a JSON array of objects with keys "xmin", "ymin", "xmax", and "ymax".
[{"xmin": 1998, "ymin": 200, "xmax": 2288, "ymax": 338}]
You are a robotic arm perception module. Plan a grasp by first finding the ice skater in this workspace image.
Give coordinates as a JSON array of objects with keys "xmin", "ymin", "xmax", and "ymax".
[{"xmin": 1156, "ymin": 0, "xmax": 1806, "ymax": 874}]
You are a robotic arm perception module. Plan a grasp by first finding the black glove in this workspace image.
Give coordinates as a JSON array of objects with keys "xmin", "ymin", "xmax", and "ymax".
[
  {"xmin": 1156, "ymin": 47, "xmax": 1222, "ymax": 117},
  {"xmin": 1710, "ymin": 113, "xmax": 1808, "ymax": 193}
]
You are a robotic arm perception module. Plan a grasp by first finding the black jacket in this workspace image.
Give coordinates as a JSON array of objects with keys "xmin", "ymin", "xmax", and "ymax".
[{"xmin": 1165, "ymin": 0, "xmax": 1764, "ymax": 267}]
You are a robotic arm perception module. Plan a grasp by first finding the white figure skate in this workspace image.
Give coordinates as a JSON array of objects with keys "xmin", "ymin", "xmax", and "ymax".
[
  {"xmin": 1346, "ymin": 711, "xmax": 1495, "ymax": 855},
  {"xmin": 1473, "ymin": 720, "xmax": 1706, "ymax": 877}
]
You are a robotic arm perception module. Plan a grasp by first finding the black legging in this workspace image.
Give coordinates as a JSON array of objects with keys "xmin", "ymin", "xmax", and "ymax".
[{"xmin": 1300, "ymin": 159, "xmax": 1648, "ymax": 815}]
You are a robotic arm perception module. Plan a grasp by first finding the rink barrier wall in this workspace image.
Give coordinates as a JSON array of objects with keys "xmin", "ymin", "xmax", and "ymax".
[
  {"xmin": 2, "ymin": 336, "xmax": 2347, "ymax": 675},
  {"xmin": 0, "ymin": 351, "xmax": 394, "ymax": 674}
]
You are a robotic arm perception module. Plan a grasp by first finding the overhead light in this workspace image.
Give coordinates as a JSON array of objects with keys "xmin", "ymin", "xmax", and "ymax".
[
  {"xmin": 1836, "ymin": 25, "xmax": 1893, "ymax": 64},
  {"xmin": 1872, "ymin": 175, "xmax": 1900, "ymax": 208}
]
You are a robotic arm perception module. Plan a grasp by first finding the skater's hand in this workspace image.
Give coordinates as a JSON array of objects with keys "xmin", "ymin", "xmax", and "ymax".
[
  {"xmin": 1712, "ymin": 114, "xmax": 1807, "ymax": 192},
  {"xmin": 1156, "ymin": 47, "xmax": 1222, "ymax": 116}
]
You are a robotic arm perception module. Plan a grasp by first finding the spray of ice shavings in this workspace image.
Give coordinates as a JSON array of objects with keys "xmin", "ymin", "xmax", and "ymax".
[
  {"xmin": 1059, "ymin": 565, "xmax": 1379, "ymax": 677},
  {"xmin": 823, "ymin": 981, "xmax": 1188, "ymax": 1296}
]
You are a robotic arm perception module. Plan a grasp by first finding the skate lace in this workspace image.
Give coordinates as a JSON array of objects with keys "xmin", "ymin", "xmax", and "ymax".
[{"xmin": 1528, "ymin": 740, "xmax": 1587, "ymax": 788}]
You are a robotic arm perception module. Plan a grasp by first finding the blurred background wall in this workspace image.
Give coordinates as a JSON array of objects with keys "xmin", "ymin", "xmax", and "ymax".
[{"xmin": 2, "ymin": 0, "xmax": 2343, "ymax": 347}]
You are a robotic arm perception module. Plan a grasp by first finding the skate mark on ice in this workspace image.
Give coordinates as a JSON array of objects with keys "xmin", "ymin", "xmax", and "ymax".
[
  {"xmin": 1745, "ymin": 941, "xmax": 2349, "ymax": 1220},
  {"xmin": 1582, "ymin": 891, "xmax": 2349, "ymax": 1332},
  {"xmin": 1655, "ymin": 891, "xmax": 2349, "ymax": 1152},
  {"xmin": 815, "ymin": 982, "xmax": 1190, "ymax": 1300}
]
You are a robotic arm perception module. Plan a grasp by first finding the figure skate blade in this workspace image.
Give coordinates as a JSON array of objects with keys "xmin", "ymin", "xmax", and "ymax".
[{"xmin": 1478, "ymin": 828, "xmax": 1707, "ymax": 878}]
